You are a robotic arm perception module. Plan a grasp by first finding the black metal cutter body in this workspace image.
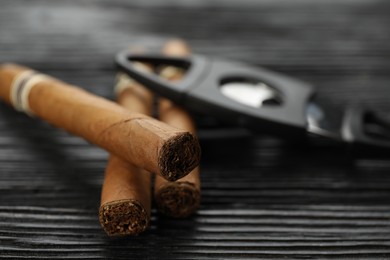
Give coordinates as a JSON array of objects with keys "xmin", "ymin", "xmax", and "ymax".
[{"xmin": 116, "ymin": 51, "xmax": 390, "ymax": 154}]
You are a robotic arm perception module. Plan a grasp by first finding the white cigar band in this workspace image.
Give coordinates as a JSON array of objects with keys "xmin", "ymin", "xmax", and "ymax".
[
  {"xmin": 114, "ymin": 62, "xmax": 151, "ymax": 96},
  {"xmin": 10, "ymin": 70, "xmax": 49, "ymax": 116}
]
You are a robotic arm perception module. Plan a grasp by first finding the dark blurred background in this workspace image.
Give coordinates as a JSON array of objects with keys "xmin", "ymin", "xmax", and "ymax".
[{"xmin": 0, "ymin": 0, "xmax": 390, "ymax": 259}]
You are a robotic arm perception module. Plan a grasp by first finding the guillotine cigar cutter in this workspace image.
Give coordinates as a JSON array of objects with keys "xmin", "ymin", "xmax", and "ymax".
[{"xmin": 116, "ymin": 51, "xmax": 390, "ymax": 154}]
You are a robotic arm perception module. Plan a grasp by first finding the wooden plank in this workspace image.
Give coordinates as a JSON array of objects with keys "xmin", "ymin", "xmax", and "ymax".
[{"xmin": 0, "ymin": 0, "xmax": 390, "ymax": 259}]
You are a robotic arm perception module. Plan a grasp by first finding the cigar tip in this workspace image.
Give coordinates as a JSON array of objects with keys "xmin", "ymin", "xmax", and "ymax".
[
  {"xmin": 162, "ymin": 39, "xmax": 191, "ymax": 56},
  {"xmin": 99, "ymin": 199, "xmax": 149, "ymax": 236},
  {"xmin": 155, "ymin": 181, "xmax": 201, "ymax": 218},
  {"xmin": 159, "ymin": 132, "xmax": 201, "ymax": 182}
]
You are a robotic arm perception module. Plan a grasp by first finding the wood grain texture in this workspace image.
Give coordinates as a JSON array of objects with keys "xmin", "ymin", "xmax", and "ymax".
[{"xmin": 1, "ymin": 0, "xmax": 390, "ymax": 259}]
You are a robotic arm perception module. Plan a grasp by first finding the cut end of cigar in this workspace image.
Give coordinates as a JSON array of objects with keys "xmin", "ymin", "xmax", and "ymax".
[
  {"xmin": 155, "ymin": 181, "xmax": 201, "ymax": 218},
  {"xmin": 99, "ymin": 199, "xmax": 149, "ymax": 236},
  {"xmin": 159, "ymin": 132, "xmax": 201, "ymax": 182}
]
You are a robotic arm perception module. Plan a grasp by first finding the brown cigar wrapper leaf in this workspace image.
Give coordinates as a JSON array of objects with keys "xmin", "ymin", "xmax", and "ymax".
[
  {"xmin": 0, "ymin": 64, "xmax": 201, "ymax": 182},
  {"xmin": 154, "ymin": 39, "xmax": 201, "ymax": 218}
]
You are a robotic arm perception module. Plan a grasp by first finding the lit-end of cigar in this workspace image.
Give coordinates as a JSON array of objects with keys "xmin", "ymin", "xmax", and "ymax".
[
  {"xmin": 159, "ymin": 132, "xmax": 201, "ymax": 182},
  {"xmin": 155, "ymin": 181, "xmax": 201, "ymax": 218},
  {"xmin": 99, "ymin": 199, "xmax": 149, "ymax": 236}
]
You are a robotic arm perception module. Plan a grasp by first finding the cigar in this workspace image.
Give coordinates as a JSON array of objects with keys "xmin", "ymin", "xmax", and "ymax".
[
  {"xmin": 99, "ymin": 66, "xmax": 154, "ymax": 236},
  {"xmin": 99, "ymin": 157, "xmax": 151, "ymax": 236},
  {"xmin": 0, "ymin": 64, "xmax": 201, "ymax": 181},
  {"xmin": 154, "ymin": 39, "xmax": 201, "ymax": 218}
]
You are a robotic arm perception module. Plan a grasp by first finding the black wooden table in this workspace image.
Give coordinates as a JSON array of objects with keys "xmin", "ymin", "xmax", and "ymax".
[{"xmin": 1, "ymin": 0, "xmax": 390, "ymax": 259}]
